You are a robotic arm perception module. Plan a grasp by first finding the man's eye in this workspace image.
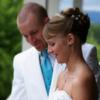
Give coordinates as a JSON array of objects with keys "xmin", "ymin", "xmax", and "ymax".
[{"xmin": 30, "ymin": 31, "xmax": 38, "ymax": 35}]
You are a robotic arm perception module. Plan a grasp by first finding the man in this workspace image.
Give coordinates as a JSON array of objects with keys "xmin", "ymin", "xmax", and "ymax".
[{"xmin": 8, "ymin": 2, "xmax": 100, "ymax": 100}]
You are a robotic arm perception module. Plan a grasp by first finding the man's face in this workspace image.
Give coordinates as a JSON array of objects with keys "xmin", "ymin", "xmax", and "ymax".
[{"xmin": 18, "ymin": 14, "xmax": 47, "ymax": 51}]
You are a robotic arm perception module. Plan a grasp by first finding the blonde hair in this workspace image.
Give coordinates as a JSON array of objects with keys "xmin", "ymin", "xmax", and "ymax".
[{"xmin": 43, "ymin": 8, "xmax": 90, "ymax": 44}]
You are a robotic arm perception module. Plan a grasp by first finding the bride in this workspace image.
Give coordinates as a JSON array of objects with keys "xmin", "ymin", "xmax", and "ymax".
[{"xmin": 43, "ymin": 8, "xmax": 98, "ymax": 100}]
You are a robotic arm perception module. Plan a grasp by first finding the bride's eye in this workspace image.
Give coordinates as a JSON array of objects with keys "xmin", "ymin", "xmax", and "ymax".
[
  {"xmin": 51, "ymin": 43, "xmax": 55, "ymax": 46},
  {"xmin": 48, "ymin": 42, "xmax": 55, "ymax": 47}
]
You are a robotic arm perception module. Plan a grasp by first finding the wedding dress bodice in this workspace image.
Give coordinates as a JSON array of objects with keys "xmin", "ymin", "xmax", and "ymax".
[{"xmin": 48, "ymin": 89, "xmax": 72, "ymax": 100}]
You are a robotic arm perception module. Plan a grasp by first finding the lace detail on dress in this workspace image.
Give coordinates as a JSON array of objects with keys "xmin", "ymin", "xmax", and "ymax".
[{"xmin": 48, "ymin": 89, "xmax": 72, "ymax": 100}]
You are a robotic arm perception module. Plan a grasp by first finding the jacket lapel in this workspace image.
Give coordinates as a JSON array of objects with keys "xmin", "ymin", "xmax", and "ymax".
[
  {"xmin": 23, "ymin": 48, "xmax": 47, "ymax": 99},
  {"xmin": 32, "ymin": 50, "xmax": 47, "ymax": 96}
]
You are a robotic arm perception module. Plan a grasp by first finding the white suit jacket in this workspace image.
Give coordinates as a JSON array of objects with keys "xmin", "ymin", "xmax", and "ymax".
[{"xmin": 7, "ymin": 43, "xmax": 100, "ymax": 100}]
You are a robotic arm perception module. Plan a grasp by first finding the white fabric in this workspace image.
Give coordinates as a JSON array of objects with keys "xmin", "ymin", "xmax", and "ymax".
[
  {"xmin": 48, "ymin": 89, "xmax": 72, "ymax": 100},
  {"xmin": 7, "ymin": 43, "xmax": 100, "ymax": 100}
]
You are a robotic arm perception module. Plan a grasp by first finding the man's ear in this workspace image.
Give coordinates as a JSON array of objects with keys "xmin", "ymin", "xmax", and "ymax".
[{"xmin": 66, "ymin": 33, "xmax": 75, "ymax": 45}]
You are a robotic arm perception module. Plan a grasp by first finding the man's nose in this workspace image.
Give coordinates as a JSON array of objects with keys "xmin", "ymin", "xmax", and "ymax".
[{"xmin": 27, "ymin": 35, "xmax": 36, "ymax": 43}]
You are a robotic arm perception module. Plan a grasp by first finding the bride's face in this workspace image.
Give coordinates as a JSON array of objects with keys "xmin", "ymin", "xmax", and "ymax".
[{"xmin": 46, "ymin": 34, "xmax": 72, "ymax": 64}]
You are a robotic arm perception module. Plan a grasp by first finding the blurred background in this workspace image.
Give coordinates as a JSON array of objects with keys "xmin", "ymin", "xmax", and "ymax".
[
  {"xmin": 0, "ymin": 0, "xmax": 22, "ymax": 99},
  {"xmin": 0, "ymin": 0, "xmax": 100, "ymax": 99}
]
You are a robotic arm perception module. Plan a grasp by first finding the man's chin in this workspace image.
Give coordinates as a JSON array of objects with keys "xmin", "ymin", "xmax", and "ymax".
[
  {"xmin": 33, "ymin": 44, "xmax": 47, "ymax": 51},
  {"xmin": 35, "ymin": 46, "xmax": 45, "ymax": 51},
  {"xmin": 35, "ymin": 47, "xmax": 41, "ymax": 51}
]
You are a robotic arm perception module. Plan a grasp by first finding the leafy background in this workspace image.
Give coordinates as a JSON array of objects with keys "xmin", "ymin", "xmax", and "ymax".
[
  {"xmin": 0, "ymin": 0, "xmax": 100, "ymax": 100},
  {"xmin": 0, "ymin": 0, "xmax": 22, "ymax": 99},
  {"xmin": 87, "ymin": 24, "xmax": 100, "ymax": 61}
]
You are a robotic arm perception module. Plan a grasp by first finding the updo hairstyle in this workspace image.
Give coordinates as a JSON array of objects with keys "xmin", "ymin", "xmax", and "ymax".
[{"xmin": 43, "ymin": 8, "xmax": 90, "ymax": 44}]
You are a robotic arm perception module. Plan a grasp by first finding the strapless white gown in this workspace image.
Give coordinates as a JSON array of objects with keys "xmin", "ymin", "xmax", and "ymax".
[{"xmin": 48, "ymin": 89, "xmax": 72, "ymax": 100}]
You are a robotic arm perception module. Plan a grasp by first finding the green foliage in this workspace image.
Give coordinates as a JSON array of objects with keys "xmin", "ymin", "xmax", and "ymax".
[
  {"xmin": 87, "ymin": 24, "xmax": 100, "ymax": 61},
  {"xmin": 0, "ymin": 0, "xmax": 23, "ymax": 99}
]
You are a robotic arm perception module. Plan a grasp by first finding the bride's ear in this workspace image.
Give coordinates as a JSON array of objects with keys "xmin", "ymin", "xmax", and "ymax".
[
  {"xmin": 44, "ymin": 17, "xmax": 49, "ymax": 24},
  {"xmin": 66, "ymin": 33, "xmax": 75, "ymax": 45}
]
